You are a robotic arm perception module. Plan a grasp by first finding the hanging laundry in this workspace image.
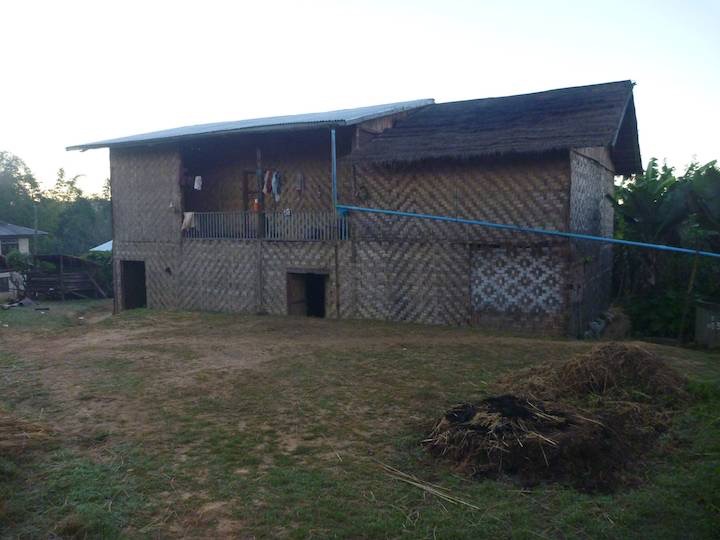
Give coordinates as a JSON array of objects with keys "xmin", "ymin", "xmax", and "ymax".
[
  {"xmin": 294, "ymin": 172, "xmax": 305, "ymax": 193},
  {"xmin": 263, "ymin": 170, "xmax": 273, "ymax": 195},
  {"xmin": 271, "ymin": 171, "xmax": 282, "ymax": 202},
  {"xmin": 181, "ymin": 212, "xmax": 196, "ymax": 230},
  {"xmin": 193, "ymin": 176, "xmax": 203, "ymax": 190}
]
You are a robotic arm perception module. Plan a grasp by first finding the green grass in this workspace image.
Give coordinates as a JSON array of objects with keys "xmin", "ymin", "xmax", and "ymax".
[
  {"xmin": 0, "ymin": 446, "xmax": 160, "ymax": 538},
  {"xmin": 1, "ymin": 307, "xmax": 719, "ymax": 538},
  {"xmin": 0, "ymin": 298, "xmax": 112, "ymax": 330}
]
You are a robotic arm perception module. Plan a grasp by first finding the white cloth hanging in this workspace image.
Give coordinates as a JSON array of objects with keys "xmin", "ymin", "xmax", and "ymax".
[
  {"xmin": 263, "ymin": 170, "xmax": 272, "ymax": 195},
  {"xmin": 193, "ymin": 176, "xmax": 203, "ymax": 190},
  {"xmin": 271, "ymin": 171, "xmax": 282, "ymax": 202},
  {"xmin": 181, "ymin": 212, "xmax": 196, "ymax": 230}
]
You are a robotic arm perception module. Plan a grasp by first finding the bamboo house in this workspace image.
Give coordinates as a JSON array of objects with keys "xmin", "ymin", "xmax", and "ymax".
[{"xmin": 68, "ymin": 80, "xmax": 642, "ymax": 336}]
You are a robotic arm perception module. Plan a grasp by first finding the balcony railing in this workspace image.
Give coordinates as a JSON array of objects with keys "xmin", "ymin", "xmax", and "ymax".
[{"xmin": 183, "ymin": 211, "xmax": 349, "ymax": 241}]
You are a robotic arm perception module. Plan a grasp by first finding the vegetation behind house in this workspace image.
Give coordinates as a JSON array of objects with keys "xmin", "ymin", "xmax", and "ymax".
[
  {"xmin": 0, "ymin": 151, "xmax": 111, "ymax": 255},
  {"xmin": 613, "ymin": 159, "xmax": 720, "ymax": 338}
]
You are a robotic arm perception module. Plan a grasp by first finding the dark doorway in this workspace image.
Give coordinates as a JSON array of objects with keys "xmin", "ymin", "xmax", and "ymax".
[
  {"xmin": 286, "ymin": 272, "xmax": 326, "ymax": 317},
  {"xmin": 121, "ymin": 260, "xmax": 147, "ymax": 309}
]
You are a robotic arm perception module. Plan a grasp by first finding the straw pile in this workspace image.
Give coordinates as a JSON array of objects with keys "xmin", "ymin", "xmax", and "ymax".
[
  {"xmin": 0, "ymin": 409, "xmax": 51, "ymax": 457},
  {"xmin": 424, "ymin": 343, "xmax": 687, "ymax": 491},
  {"xmin": 497, "ymin": 342, "xmax": 686, "ymax": 403}
]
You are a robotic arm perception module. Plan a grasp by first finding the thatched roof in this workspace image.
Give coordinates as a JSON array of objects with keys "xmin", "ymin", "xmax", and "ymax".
[{"xmin": 352, "ymin": 81, "xmax": 642, "ymax": 175}]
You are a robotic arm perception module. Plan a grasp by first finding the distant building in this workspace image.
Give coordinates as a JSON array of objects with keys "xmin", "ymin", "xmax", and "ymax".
[
  {"xmin": 0, "ymin": 221, "xmax": 47, "ymax": 299},
  {"xmin": 68, "ymin": 81, "xmax": 642, "ymax": 336}
]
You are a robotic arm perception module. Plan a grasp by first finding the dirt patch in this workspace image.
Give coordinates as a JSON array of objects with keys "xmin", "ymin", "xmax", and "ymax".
[{"xmin": 425, "ymin": 343, "xmax": 687, "ymax": 491}]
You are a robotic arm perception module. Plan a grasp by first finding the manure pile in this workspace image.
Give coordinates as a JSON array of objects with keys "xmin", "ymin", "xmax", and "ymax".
[{"xmin": 424, "ymin": 343, "xmax": 687, "ymax": 491}]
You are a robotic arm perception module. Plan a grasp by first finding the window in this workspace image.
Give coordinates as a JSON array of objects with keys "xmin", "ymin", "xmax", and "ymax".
[{"xmin": 0, "ymin": 239, "xmax": 19, "ymax": 255}]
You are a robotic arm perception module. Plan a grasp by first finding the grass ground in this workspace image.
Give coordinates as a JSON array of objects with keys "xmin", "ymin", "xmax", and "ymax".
[{"xmin": 0, "ymin": 300, "xmax": 718, "ymax": 538}]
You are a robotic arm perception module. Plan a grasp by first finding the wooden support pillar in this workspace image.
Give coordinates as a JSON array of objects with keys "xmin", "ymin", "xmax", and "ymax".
[
  {"xmin": 59, "ymin": 255, "xmax": 65, "ymax": 301},
  {"xmin": 255, "ymin": 147, "xmax": 265, "ymax": 314},
  {"xmin": 334, "ymin": 242, "xmax": 340, "ymax": 319},
  {"xmin": 256, "ymin": 148, "xmax": 265, "ymax": 238}
]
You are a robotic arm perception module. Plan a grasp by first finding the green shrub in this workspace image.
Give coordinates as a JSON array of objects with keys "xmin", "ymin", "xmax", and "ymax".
[{"xmin": 5, "ymin": 250, "xmax": 30, "ymax": 272}]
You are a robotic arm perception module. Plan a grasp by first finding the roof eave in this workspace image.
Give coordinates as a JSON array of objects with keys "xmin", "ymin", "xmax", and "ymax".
[
  {"xmin": 66, "ymin": 120, "xmax": 349, "ymax": 151},
  {"xmin": 610, "ymin": 91, "xmax": 643, "ymax": 176},
  {"xmin": 0, "ymin": 232, "xmax": 48, "ymax": 239},
  {"xmin": 66, "ymin": 98, "xmax": 435, "ymax": 152},
  {"xmin": 339, "ymin": 99, "xmax": 434, "ymax": 126}
]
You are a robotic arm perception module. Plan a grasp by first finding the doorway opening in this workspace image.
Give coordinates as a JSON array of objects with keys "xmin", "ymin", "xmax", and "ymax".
[
  {"xmin": 121, "ymin": 260, "xmax": 147, "ymax": 309},
  {"xmin": 287, "ymin": 272, "xmax": 326, "ymax": 317}
]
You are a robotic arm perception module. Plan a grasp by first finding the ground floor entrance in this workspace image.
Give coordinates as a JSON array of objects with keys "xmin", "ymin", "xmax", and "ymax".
[
  {"xmin": 121, "ymin": 260, "xmax": 147, "ymax": 309},
  {"xmin": 287, "ymin": 271, "xmax": 326, "ymax": 317}
]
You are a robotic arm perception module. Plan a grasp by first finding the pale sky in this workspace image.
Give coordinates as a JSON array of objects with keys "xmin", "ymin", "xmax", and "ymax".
[{"xmin": 1, "ymin": 0, "xmax": 718, "ymax": 194}]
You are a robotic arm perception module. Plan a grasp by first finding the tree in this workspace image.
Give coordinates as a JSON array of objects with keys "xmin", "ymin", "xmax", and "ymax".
[
  {"xmin": 0, "ymin": 151, "xmax": 40, "ymax": 227},
  {"xmin": 56, "ymin": 198, "xmax": 99, "ymax": 254},
  {"xmin": 48, "ymin": 168, "xmax": 84, "ymax": 202},
  {"xmin": 1, "ymin": 150, "xmax": 113, "ymax": 256},
  {"xmin": 101, "ymin": 177, "xmax": 111, "ymax": 200}
]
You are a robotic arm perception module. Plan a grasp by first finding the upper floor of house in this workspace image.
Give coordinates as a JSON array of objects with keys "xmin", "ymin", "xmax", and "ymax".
[{"xmin": 68, "ymin": 81, "xmax": 642, "ymax": 246}]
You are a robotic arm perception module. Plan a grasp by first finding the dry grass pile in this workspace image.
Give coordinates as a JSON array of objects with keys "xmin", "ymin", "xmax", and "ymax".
[
  {"xmin": 424, "ymin": 343, "xmax": 687, "ymax": 491},
  {"xmin": 0, "ymin": 410, "xmax": 51, "ymax": 457},
  {"xmin": 499, "ymin": 342, "xmax": 687, "ymax": 403}
]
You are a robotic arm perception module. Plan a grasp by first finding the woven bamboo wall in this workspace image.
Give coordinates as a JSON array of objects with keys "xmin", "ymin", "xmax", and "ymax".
[
  {"xmin": 177, "ymin": 240, "xmax": 259, "ymax": 313},
  {"xmin": 470, "ymin": 244, "xmax": 569, "ymax": 333},
  {"xmin": 262, "ymin": 241, "xmax": 351, "ymax": 318},
  {"xmin": 345, "ymin": 240, "xmax": 470, "ymax": 325},
  {"xmin": 568, "ymin": 147, "xmax": 615, "ymax": 335},
  {"xmin": 111, "ymin": 146, "xmax": 183, "ymax": 243},
  {"xmin": 111, "ymin": 146, "xmax": 184, "ymax": 313},
  {"xmin": 347, "ymin": 154, "xmax": 570, "ymax": 244},
  {"xmin": 113, "ymin": 241, "xmax": 180, "ymax": 310}
]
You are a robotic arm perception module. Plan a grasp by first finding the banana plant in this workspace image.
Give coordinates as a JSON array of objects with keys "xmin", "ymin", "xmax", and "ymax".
[{"xmin": 613, "ymin": 159, "xmax": 690, "ymax": 293}]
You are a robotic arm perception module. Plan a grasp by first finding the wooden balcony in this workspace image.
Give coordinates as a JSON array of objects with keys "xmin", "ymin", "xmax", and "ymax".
[{"xmin": 182, "ymin": 211, "xmax": 349, "ymax": 241}]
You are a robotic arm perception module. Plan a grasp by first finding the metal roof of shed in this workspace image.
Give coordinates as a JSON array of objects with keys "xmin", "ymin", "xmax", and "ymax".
[
  {"xmin": 89, "ymin": 240, "xmax": 113, "ymax": 252},
  {"xmin": 0, "ymin": 221, "xmax": 48, "ymax": 238},
  {"xmin": 67, "ymin": 99, "xmax": 434, "ymax": 151}
]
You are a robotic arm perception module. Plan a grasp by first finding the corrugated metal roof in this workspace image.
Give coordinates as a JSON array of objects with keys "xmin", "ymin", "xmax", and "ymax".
[
  {"xmin": 0, "ymin": 221, "xmax": 48, "ymax": 238},
  {"xmin": 89, "ymin": 240, "xmax": 113, "ymax": 252},
  {"xmin": 67, "ymin": 99, "xmax": 434, "ymax": 151}
]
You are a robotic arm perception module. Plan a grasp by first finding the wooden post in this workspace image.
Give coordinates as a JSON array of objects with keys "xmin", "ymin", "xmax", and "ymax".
[
  {"xmin": 59, "ymin": 255, "xmax": 65, "ymax": 301},
  {"xmin": 334, "ymin": 242, "xmax": 340, "ymax": 319},
  {"xmin": 256, "ymin": 148, "xmax": 264, "ymax": 239},
  {"xmin": 678, "ymin": 251, "xmax": 700, "ymax": 343},
  {"xmin": 255, "ymin": 148, "xmax": 265, "ymax": 314}
]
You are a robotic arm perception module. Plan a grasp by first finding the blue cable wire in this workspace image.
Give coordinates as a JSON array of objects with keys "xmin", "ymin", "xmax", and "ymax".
[{"xmin": 336, "ymin": 204, "xmax": 720, "ymax": 260}]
